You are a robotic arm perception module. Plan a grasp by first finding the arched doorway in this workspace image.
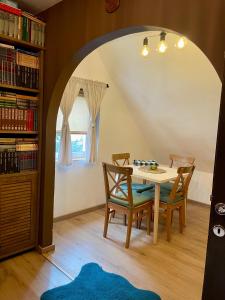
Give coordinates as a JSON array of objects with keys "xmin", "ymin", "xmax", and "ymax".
[
  {"xmin": 40, "ymin": 25, "xmax": 222, "ymax": 248},
  {"xmin": 40, "ymin": 19, "xmax": 225, "ymax": 298}
]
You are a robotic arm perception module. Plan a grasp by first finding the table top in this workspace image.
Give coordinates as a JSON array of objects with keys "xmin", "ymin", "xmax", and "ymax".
[{"xmin": 128, "ymin": 165, "xmax": 178, "ymax": 184}]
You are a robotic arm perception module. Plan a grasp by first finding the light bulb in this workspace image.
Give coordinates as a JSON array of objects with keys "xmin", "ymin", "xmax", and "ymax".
[
  {"xmin": 141, "ymin": 37, "xmax": 149, "ymax": 57},
  {"xmin": 158, "ymin": 41, "xmax": 167, "ymax": 53},
  {"xmin": 141, "ymin": 45, "xmax": 150, "ymax": 57},
  {"xmin": 176, "ymin": 36, "xmax": 186, "ymax": 49},
  {"xmin": 158, "ymin": 31, "xmax": 167, "ymax": 53}
]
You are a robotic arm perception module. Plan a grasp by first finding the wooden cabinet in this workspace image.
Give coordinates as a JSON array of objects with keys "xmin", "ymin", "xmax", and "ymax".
[{"xmin": 0, "ymin": 172, "xmax": 38, "ymax": 259}]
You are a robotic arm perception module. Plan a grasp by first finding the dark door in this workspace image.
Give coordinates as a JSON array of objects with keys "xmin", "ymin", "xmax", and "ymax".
[{"xmin": 202, "ymin": 59, "xmax": 225, "ymax": 300}]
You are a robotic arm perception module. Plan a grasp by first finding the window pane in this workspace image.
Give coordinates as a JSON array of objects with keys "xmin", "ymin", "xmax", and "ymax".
[
  {"xmin": 55, "ymin": 132, "xmax": 61, "ymax": 161},
  {"xmin": 71, "ymin": 134, "xmax": 86, "ymax": 160},
  {"xmin": 69, "ymin": 96, "xmax": 89, "ymax": 132}
]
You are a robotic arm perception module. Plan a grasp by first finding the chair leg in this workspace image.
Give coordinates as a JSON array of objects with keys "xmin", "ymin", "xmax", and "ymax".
[
  {"xmin": 184, "ymin": 196, "xmax": 187, "ymax": 226},
  {"xmin": 171, "ymin": 210, "xmax": 174, "ymax": 225},
  {"xmin": 125, "ymin": 211, "xmax": 133, "ymax": 248},
  {"xmin": 179, "ymin": 205, "xmax": 185, "ymax": 234},
  {"xmin": 103, "ymin": 206, "xmax": 110, "ymax": 238},
  {"xmin": 124, "ymin": 214, "xmax": 127, "ymax": 226},
  {"xmin": 146, "ymin": 206, "xmax": 151, "ymax": 235},
  {"xmin": 166, "ymin": 207, "xmax": 172, "ymax": 242},
  {"xmin": 138, "ymin": 210, "xmax": 144, "ymax": 229},
  {"xmin": 136, "ymin": 213, "xmax": 139, "ymax": 228}
]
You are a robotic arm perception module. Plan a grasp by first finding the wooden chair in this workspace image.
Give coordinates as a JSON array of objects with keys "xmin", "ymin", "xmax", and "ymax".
[
  {"xmin": 159, "ymin": 166, "xmax": 195, "ymax": 241},
  {"xmin": 112, "ymin": 153, "xmax": 153, "ymax": 226},
  {"xmin": 112, "ymin": 153, "xmax": 153, "ymax": 189},
  {"xmin": 102, "ymin": 162, "xmax": 154, "ymax": 248},
  {"xmin": 164, "ymin": 154, "xmax": 195, "ymax": 224},
  {"xmin": 169, "ymin": 154, "xmax": 195, "ymax": 168}
]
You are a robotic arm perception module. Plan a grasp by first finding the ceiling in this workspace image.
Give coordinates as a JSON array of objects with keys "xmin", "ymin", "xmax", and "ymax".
[
  {"xmin": 17, "ymin": 0, "xmax": 62, "ymax": 14},
  {"xmin": 74, "ymin": 31, "xmax": 221, "ymax": 172}
]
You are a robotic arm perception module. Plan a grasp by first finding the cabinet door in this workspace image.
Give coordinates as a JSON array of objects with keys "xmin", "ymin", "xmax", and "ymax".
[{"xmin": 0, "ymin": 173, "xmax": 38, "ymax": 258}]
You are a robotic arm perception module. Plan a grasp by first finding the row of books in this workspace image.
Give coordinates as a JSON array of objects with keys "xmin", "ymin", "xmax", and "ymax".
[
  {"xmin": 0, "ymin": 93, "xmax": 38, "ymax": 131},
  {"xmin": 0, "ymin": 137, "xmax": 38, "ymax": 173},
  {"xmin": 0, "ymin": 149, "xmax": 38, "ymax": 173},
  {"xmin": 0, "ymin": 107, "xmax": 38, "ymax": 131},
  {"xmin": 0, "ymin": 1, "xmax": 45, "ymax": 47},
  {"xmin": 0, "ymin": 44, "xmax": 39, "ymax": 88}
]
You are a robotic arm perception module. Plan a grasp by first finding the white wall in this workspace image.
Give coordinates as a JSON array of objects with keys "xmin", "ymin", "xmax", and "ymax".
[
  {"xmin": 54, "ymin": 51, "xmax": 152, "ymax": 218},
  {"xmin": 54, "ymin": 31, "xmax": 221, "ymax": 217},
  {"xmin": 97, "ymin": 32, "xmax": 221, "ymax": 205}
]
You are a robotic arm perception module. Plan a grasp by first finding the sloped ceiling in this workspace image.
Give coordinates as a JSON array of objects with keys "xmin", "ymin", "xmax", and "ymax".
[
  {"xmin": 94, "ymin": 32, "xmax": 221, "ymax": 172},
  {"xmin": 16, "ymin": 0, "xmax": 62, "ymax": 14}
]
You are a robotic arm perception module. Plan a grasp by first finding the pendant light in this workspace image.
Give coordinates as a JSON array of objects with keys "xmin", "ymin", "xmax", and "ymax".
[
  {"xmin": 175, "ymin": 36, "xmax": 187, "ymax": 49},
  {"xmin": 141, "ymin": 37, "xmax": 150, "ymax": 57},
  {"xmin": 158, "ymin": 31, "xmax": 167, "ymax": 53}
]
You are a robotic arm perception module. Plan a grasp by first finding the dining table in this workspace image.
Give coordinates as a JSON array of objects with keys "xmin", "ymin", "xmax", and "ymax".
[{"xmin": 128, "ymin": 164, "xmax": 178, "ymax": 244}]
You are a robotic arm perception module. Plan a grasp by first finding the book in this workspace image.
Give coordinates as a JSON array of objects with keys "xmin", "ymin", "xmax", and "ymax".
[
  {"xmin": 0, "ymin": 2, "xmax": 21, "ymax": 16},
  {"xmin": 0, "ymin": 0, "xmax": 18, "ymax": 9},
  {"xmin": 16, "ymin": 51, "xmax": 40, "ymax": 69}
]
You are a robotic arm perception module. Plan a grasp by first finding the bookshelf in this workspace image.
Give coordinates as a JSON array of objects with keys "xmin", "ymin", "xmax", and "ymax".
[
  {"xmin": 0, "ymin": 83, "xmax": 39, "ymax": 93},
  {"xmin": 0, "ymin": 2, "xmax": 45, "ymax": 260}
]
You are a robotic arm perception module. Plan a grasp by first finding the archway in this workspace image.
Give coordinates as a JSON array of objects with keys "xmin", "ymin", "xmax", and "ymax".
[{"xmin": 39, "ymin": 25, "xmax": 222, "ymax": 248}]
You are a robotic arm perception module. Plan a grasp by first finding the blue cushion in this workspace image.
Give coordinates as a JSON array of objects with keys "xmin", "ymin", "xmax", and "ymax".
[
  {"xmin": 159, "ymin": 188, "xmax": 184, "ymax": 204},
  {"xmin": 160, "ymin": 182, "xmax": 173, "ymax": 191},
  {"xmin": 41, "ymin": 263, "xmax": 161, "ymax": 300},
  {"xmin": 110, "ymin": 189, "xmax": 154, "ymax": 207},
  {"xmin": 121, "ymin": 182, "xmax": 154, "ymax": 193}
]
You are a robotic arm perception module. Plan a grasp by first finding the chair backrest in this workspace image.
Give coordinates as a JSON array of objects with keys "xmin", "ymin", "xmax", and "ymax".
[
  {"xmin": 102, "ymin": 162, "xmax": 133, "ymax": 206},
  {"xmin": 112, "ymin": 153, "xmax": 130, "ymax": 166},
  {"xmin": 169, "ymin": 166, "xmax": 195, "ymax": 202},
  {"xmin": 169, "ymin": 154, "xmax": 195, "ymax": 168}
]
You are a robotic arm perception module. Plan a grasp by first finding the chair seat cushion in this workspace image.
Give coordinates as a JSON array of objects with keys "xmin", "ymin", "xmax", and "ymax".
[
  {"xmin": 121, "ymin": 182, "xmax": 154, "ymax": 193},
  {"xmin": 159, "ymin": 188, "xmax": 184, "ymax": 204},
  {"xmin": 110, "ymin": 190, "xmax": 154, "ymax": 207},
  {"xmin": 160, "ymin": 182, "xmax": 173, "ymax": 191}
]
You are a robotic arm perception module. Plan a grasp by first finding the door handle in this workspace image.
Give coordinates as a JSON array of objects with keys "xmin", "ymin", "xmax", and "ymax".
[{"xmin": 215, "ymin": 203, "xmax": 225, "ymax": 216}]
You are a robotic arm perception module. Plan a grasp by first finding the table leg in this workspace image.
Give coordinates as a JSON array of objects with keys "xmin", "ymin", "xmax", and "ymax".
[{"xmin": 153, "ymin": 183, "xmax": 160, "ymax": 244}]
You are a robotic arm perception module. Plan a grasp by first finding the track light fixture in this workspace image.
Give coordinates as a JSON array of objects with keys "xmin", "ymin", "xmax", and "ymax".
[{"xmin": 141, "ymin": 32, "xmax": 187, "ymax": 57}]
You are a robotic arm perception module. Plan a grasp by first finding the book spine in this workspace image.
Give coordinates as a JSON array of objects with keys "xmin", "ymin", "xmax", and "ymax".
[{"xmin": 0, "ymin": 3, "xmax": 22, "ymax": 16}]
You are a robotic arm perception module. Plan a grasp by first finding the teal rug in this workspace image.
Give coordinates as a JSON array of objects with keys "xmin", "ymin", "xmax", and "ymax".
[{"xmin": 41, "ymin": 263, "xmax": 161, "ymax": 300}]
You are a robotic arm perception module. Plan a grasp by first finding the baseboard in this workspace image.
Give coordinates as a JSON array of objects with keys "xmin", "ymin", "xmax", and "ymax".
[
  {"xmin": 37, "ymin": 244, "xmax": 55, "ymax": 254},
  {"xmin": 54, "ymin": 204, "xmax": 105, "ymax": 222},
  {"xmin": 188, "ymin": 198, "xmax": 210, "ymax": 208}
]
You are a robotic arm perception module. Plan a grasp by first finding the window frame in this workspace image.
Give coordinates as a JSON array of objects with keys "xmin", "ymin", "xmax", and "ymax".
[{"xmin": 55, "ymin": 130, "xmax": 88, "ymax": 162}]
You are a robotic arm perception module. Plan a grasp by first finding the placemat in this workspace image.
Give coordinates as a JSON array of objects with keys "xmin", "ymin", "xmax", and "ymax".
[{"xmin": 139, "ymin": 166, "xmax": 166, "ymax": 174}]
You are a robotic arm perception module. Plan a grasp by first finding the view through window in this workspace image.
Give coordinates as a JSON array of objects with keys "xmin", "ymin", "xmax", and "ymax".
[{"xmin": 56, "ymin": 96, "xmax": 90, "ymax": 161}]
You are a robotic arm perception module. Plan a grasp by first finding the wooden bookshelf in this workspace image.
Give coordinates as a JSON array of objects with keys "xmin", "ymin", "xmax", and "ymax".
[
  {"xmin": 0, "ymin": 83, "xmax": 39, "ymax": 93},
  {"xmin": 0, "ymin": 170, "xmax": 38, "ymax": 177},
  {"xmin": 0, "ymin": 7, "xmax": 45, "ymax": 260},
  {"xmin": 0, "ymin": 34, "xmax": 45, "ymax": 51},
  {"xmin": 0, "ymin": 130, "xmax": 38, "ymax": 134}
]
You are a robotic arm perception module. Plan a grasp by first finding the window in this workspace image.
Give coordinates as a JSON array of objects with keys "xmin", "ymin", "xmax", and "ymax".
[{"xmin": 56, "ymin": 95, "xmax": 90, "ymax": 161}]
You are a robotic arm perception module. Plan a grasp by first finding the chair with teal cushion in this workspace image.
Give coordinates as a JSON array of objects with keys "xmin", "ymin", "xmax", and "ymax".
[
  {"xmin": 102, "ymin": 162, "xmax": 154, "ymax": 248},
  {"xmin": 161, "ymin": 154, "xmax": 195, "ymax": 225},
  {"xmin": 159, "ymin": 166, "xmax": 195, "ymax": 241},
  {"xmin": 112, "ymin": 153, "xmax": 154, "ymax": 192},
  {"xmin": 111, "ymin": 153, "xmax": 154, "ymax": 226}
]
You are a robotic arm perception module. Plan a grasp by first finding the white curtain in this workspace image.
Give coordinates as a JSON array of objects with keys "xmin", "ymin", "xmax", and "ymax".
[
  {"xmin": 59, "ymin": 77, "xmax": 81, "ymax": 166},
  {"xmin": 83, "ymin": 80, "xmax": 107, "ymax": 163}
]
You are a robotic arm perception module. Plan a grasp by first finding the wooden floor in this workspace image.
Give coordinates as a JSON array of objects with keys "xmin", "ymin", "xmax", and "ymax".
[
  {"xmin": 0, "ymin": 251, "xmax": 70, "ymax": 300},
  {"xmin": 43, "ymin": 201, "xmax": 210, "ymax": 300}
]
